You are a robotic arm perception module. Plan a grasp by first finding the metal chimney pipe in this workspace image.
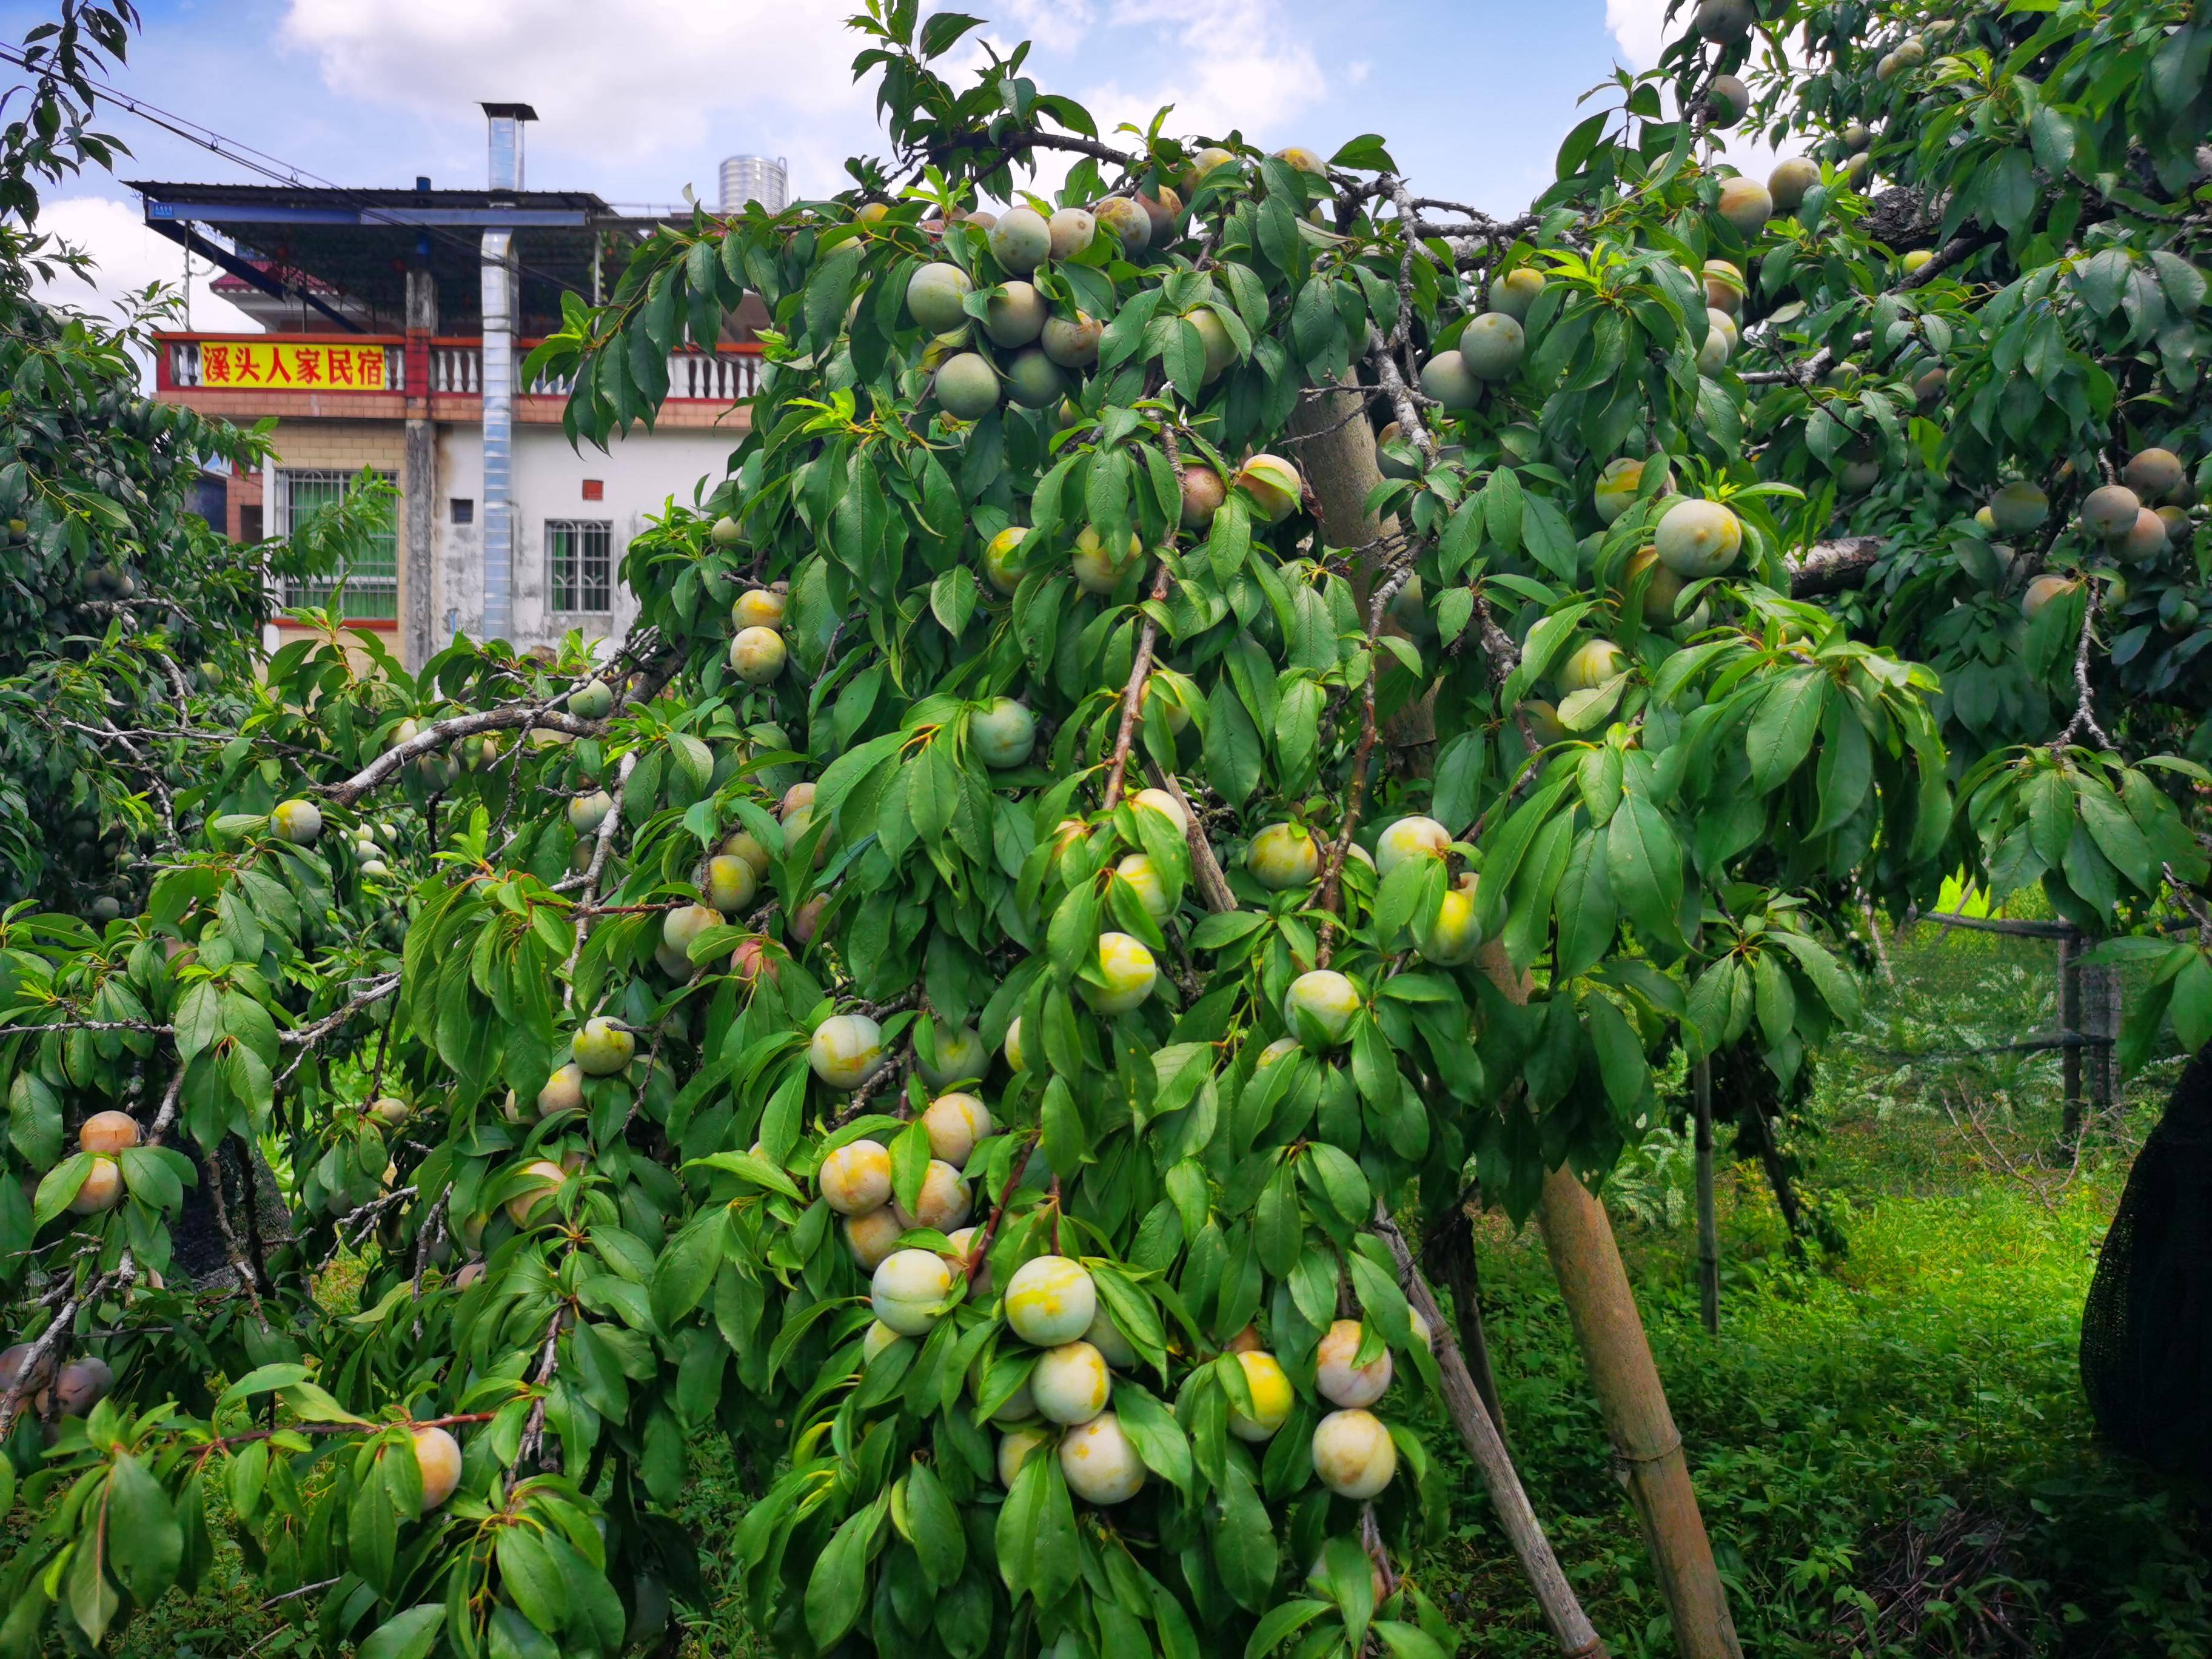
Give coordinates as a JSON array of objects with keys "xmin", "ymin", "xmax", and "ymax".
[{"xmin": 475, "ymin": 104, "xmax": 534, "ymax": 643}]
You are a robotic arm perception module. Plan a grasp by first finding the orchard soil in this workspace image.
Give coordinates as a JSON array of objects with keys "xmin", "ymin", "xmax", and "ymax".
[{"xmin": 105, "ymin": 920, "xmax": 2212, "ymax": 1658}]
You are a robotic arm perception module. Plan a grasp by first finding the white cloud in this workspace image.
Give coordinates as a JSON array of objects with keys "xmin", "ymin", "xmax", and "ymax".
[
  {"xmin": 32, "ymin": 195, "xmax": 258, "ymax": 335},
  {"xmin": 1081, "ymin": 0, "xmax": 1328, "ymax": 144},
  {"xmin": 1604, "ymin": 0, "xmax": 1677, "ymax": 70}
]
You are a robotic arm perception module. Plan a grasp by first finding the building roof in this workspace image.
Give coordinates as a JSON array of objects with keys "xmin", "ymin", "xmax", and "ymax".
[{"xmin": 129, "ymin": 180, "xmax": 694, "ymax": 336}]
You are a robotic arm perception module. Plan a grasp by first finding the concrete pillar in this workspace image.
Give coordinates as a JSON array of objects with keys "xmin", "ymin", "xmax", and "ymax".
[{"xmin": 403, "ymin": 263, "xmax": 438, "ymax": 670}]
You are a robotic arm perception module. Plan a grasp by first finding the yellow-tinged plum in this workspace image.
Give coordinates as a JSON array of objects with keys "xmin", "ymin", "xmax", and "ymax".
[
  {"xmin": 1185, "ymin": 146, "xmax": 1238, "ymax": 190},
  {"xmin": 1989, "ymin": 481, "xmax": 2049, "ymax": 534},
  {"xmin": 1559, "ymin": 638, "xmax": 1627, "ymax": 694},
  {"xmin": 1138, "ymin": 186, "xmax": 1182, "ymax": 240},
  {"xmin": 1461, "ymin": 312, "xmax": 1526, "ymax": 380},
  {"xmin": 970, "ymin": 697, "xmax": 1037, "ymax": 768},
  {"xmin": 79, "ymin": 1111, "xmax": 140, "ymax": 1156},
  {"xmin": 1084, "ymin": 1304, "xmax": 1139, "ymax": 1370},
  {"xmin": 1312, "ymin": 1408, "xmax": 1398, "ymax": 1498},
  {"xmin": 706, "ymin": 855, "xmax": 759, "ymax": 916},
  {"xmin": 732, "ymin": 588, "xmax": 785, "ymax": 631},
  {"xmin": 1413, "ymin": 885, "xmax": 1482, "ymax": 965},
  {"xmin": 729, "ymin": 626, "xmax": 786, "ymax": 684},
  {"xmin": 1769, "ymin": 157, "xmax": 1820, "ymax": 215},
  {"xmin": 988, "ymin": 206, "xmax": 1051, "ymax": 273},
  {"xmin": 1255, "ymin": 1035, "xmax": 1302, "ymax": 1070},
  {"xmin": 1703, "ymin": 259, "xmax": 1744, "ymax": 315},
  {"xmin": 845, "ymin": 1205, "xmax": 903, "ymax": 1269},
  {"xmin": 984, "ymin": 525, "xmax": 1030, "ymax": 595},
  {"xmin": 1061, "ymin": 1411, "xmax": 1146, "ymax": 1503},
  {"xmin": 1284, "ymin": 969, "xmax": 1361, "ymax": 1050},
  {"xmin": 1654, "ymin": 497, "xmax": 1744, "ymax": 577},
  {"xmin": 1185, "ymin": 307, "xmax": 1236, "ymax": 382},
  {"xmin": 810, "ymin": 1013, "xmax": 886, "ymax": 1090},
  {"xmin": 936, "ymin": 352, "xmax": 1001, "ymax": 420},
  {"xmin": 1091, "ymin": 196, "xmax": 1151, "ymax": 256},
  {"xmin": 907, "ymin": 262, "xmax": 974, "ymax": 332},
  {"xmin": 1048, "ymin": 208, "xmax": 1095, "ymax": 260},
  {"xmin": 1316, "ymin": 1318, "xmax": 1394, "ymax": 1406},
  {"xmin": 1625, "ymin": 545, "xmax": 1686, "ymax": 623},
  {"xmin": 1273, "ymin": 146, "xmax": 1327, "ymax": 175},
  {"xmin": 1005, "ymin": 1016, "xmax": 1028, "ymax": 1073},
  {"xmin": 1235, "ymin": 454, "xmax": 1304, "ymax": 523},
  {"xmin": 412, "ymin": 1426, "xmax": 463, "ymax": 1512},
  {"xmin": 922, "ymin": 1092, "xmax": 994, "ymax": 1166},
  {"xmin": 70, "ymin": 1157, "xmax": 122, "ymax": 1215},
  {"xmin": 1419, "ymin": 350, "xmax": 1481, "ymax": 411},
  {"xmin": 505, "ymin": 1159, "xmax": 567, "ymax": 1226},
  {"xmin": 1706, "ymin": 73, "xmax": 1750, "ymax": 126},
  {"xmin": 2125, "ymin": 449, "xmax": 2186, "ymax": 500},
  {"xmin": 1000, "ymin": 1424, "xmax": 1052, "ymax": 1487},
  {"xmin": 1247, "ymin": 821, "xmax": 1321, "ymax": 889},
  {"xmin": 1085, "ymin": 931, "xmax": 1158, "ymax": 1016},
  {"xmin": 2022, "ymin": 574, "xmax": 2079, "ymax": 619},
  {"xmin": 781, "ymin": 782, "xmax": 816, "ymax": 819},
  {"xmin": 1179, "ymin": 464, "xmax": 1227, "ymax": 529},
  {"xmin": 1901, "ymin": 249, "xmax": 1932, "ymax": 276},
  {"xmin": 663, "ymin": 903, "xmax": 723, "ymax": 962},
  {"xmin": 2120, "ymin": 508, "xmax": 2170, "ymax": 563},
  {"xmin": 862, "ymin": 1320, "xmax": 903, "ymax": 1364},
  {"xmin": 710, "ymin": 515, "xmax": 744, "ymax": 548},
  {"xmin": 537, "ymin": 1062, "xmax": 585, "ymax": 1117},
  {"xmin": 1006, "ymin": 1255, "xmax": 1096, "ymax": 1346},
  {"xmin": 894, "ymin": 1158, "xmax": 973, "ymax": 1231},
  {"xmin": 1594, "ymin": 456, "xmax": 1671, "ymax": 523},
  {"xmin": 983, "ymin": 281, "xmax": 1047, "ymax": 347},
  {"xmin": 1033, "ymin": 1340, "xmax": 1110, "ymax": 1424},
  {"xmin": 1041, "ymin": 312, "xmax": 1101, "ymax": 369},
  {"xmin": 1492, "ymin": 267, "xmax": 1546, "ymax": 321},
  {"xmin": 568, "ymin": 789, "xmax": 613, "ymax": 836},
  {"xmin": 1375, "ymin": 816, "xmax": 1450, "ymax": 876},
  {"xmin": 872, "ymin": 1248, "xmax": 954, "ymax": 1336},
  {"xmin": 1132, "ymin": 785, "xmax": 1190, "ymax": 836},
  {"xmin": 272, "ymin": 800, "xmax": 323, "ymax": 845},
  {"xmin": 574, "ymin": 1016, "xmax": 634, "ymax": 1075},
  {"xmin": 1697, "ymin": 308, "xmax": 1738, "ymax": 374},
  {"xmin": 916, "ymin": 1027, "xmax": 988, "ymax": 1090},
  {"xmin": 1113, "ymin": 853, "xmax": 1171, "ymax": 921},
  {"xmin": 1717, "ymin": 176, "xmax": 1773, "ymax": 234},
  {"xmin": 1072, "ymin": 525, "xmax": 1143, "ymax": 595},
  {"xmin": 2082, "ymin": 484, "xmax": 2143, "ymax": 540},
  {"xmin": 1228, "ymin": 1350, "xmax": 1295, "ymax": 1441}
]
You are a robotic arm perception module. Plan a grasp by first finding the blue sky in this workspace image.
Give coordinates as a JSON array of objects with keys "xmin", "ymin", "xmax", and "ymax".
[{"xmin": 4, "ymin": 0, "xmax": 1692, "ymax": 328}]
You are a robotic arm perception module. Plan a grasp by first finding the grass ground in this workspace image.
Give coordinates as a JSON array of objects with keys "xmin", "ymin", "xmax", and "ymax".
[{"xmin": 115, "ymin": 916, "xmax": 2212, "ymax": 1657}]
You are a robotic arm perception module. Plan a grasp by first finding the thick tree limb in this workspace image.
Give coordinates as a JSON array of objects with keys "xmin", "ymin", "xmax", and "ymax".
[{"xmin": 1787, "ymin": 537, "xmax": 1885, "ymax": 598}]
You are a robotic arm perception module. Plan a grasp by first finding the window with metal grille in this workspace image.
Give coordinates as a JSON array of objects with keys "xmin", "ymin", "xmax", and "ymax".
[
  {"xmin": 279, "ymin": 468, "xmax": 398, "ymax": 620},
  {"xmin": 547, "ymin": 520, "xmax": 614, "ymax": 614}
]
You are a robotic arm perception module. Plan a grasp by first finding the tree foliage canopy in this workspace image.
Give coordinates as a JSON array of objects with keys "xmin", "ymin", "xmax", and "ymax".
[{"xmin": 0, "ymin": 0, "xmax": 2208, "ymax": 1655}]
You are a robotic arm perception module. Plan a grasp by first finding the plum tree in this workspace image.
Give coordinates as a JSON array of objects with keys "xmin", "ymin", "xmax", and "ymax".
[{"xmin": 3, "ymin": 2, "xmax": 2208, "ymax": 1658}]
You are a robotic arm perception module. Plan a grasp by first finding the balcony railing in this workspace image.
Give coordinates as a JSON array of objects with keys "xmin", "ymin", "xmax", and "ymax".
[{"xmin": 156, "ymin": 335, "xmax": 761, "ymax": 404}]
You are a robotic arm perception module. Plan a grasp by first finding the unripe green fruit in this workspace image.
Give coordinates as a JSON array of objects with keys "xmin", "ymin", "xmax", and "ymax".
[
  {"xmin": 810, "ymin": 1014, "xmax": 886, "ymax": 1090},
  {"xmin": 1234, "ymin": 454, "xmax": 1304, "ymax": 523},
  {"xmin": 999, "ymin": 345, "xmax": 1064, "ymax": 411},
  {"xmin": 1894, "ymin": 34, "xmax": 1926, "ymax": 65},
  {"xmin": 79, "ymin": 1111, "xmax": 140, "ymax": 1155},
  {"xmin": 1033, "ymin": 1340, "xmax": 1111, "ymax": 1424},
  {"xmin": 1900, "ymin": 249, "xmax": 1933, "ymax": 276},
  {"xmin": 574, "ymin": 1016, "xmax": 634, "ymax": 1075},
  {"xmin": 2160, "ymin": 590, "xmax": 2200, "ymax": 633},
  {"xmin": 732, "ymin": 588, "xmax": 786, "ymax": 631},
  {"xmin": 2082, "ymin": 484, "xmax": 2143, "ymax": 540},
  {"xmin": 70, "ymin": 1156, "xmax": 123, "ymax": 1215},
  {"xmin": 2022, "ymin": 574, "xmax": 2078, "ymax": 620},
  {"xmin": 722, "ymin": 830, "xmax": 771, "ymax": 877},
  {"xmin": 845, "ymin": 1205, "xmax": 903, "ymax": 1269},
  {"xmin": 1086, "ymin": 931, "xmax": 1159, "ymax": 1015},
  {"xmin": 1697, "ymin": 308, "xmax": 1738, "ymax": 374},
  {"xmin": 1769, "ymin": 157, "xmax": 1820, "ymax": 215},
  {"xmin": 506, "ymin": 1159, "xmax": 567, "ymax": 1225},
  {"xmin": 1625, "ymin": 545, "xmax": 1686, "ymax": 623},
  {"xmin": 970, "ymin": 697, "xmax": 1037, "ymax": 768},
  {"xmin": 1717, "ymin": 176, "xmax": 1773, "ymax": 234},
  {"xmin": 1132, "ymin": 785, "xmax": 1190, "ymax": 836},
  {"xmin": 936, "ymin": 352, "xmax": 1001, "ymax": 420},
  {"xmin": 1284, "ymin": 968, "xmax": 1361, "ymax": 1050},
  {"xmin": 984, "ymin": 525, "xmax": 1030, "ymax": 594},
  {"xmin": 1706, "ymin": 73, "xmax": 1750, "ymax": 126},
  {"xmin": 1091, "ymin": 196, "xmax": 1151, "ymax": 255},
  {"xmin": 1654, "ymin": 497, "xmax": 1744, "ymax": 577},
  {"xmin": 907, "ymin": 262, "xmax": 974, "ymax": 333},
  {"xmin": 706, "ymin": 855, "xmax": 759, "ymax": 916},
  {"xmin": 1559, "ymin": 638, "xmax": 1627, "ymax": 694},
  {"xmin": 1989, "ymin": 482, "xmax": 2049, "ymax": 534},
  {"xmin": 1312, "ymin": 1407, "xmax": 1398, "ymax": 1498},
  {"xmin": 2119, "ymin": 508, "xmax": 2170, "ymax": 563},
  {"xmin": 1000, "ymin": 1425, "xmax": 1053, "ymax": 1487},
  {"xmin": 1179, "ymin": 464, "xmax": 1227, "ymax": 529},
  {"xmin": 1418, "ymin": 350, "xmax": 1481, "ymax": 410},
  {"xmin": 538, "ymin": 1062, "xmax": 585, "ymax": 1117},
  {"xmin": 1843, "ymin": 120, "xmax": 1871, "ymax": 152},
  {"xmin": 1594, "ymin": 457, "xmax": 1670, "ymax": 524},
  {"xmin": 1007, "ymin": 1255, "xmax": 1096, "ymax": 1346},
  {"xmin": 983, "ymin": 280, "xmax": 1048, "ymax": 347},
  {"xmin": 1047, "ymin": 208, "xmax": 1096, "ymax": 260},
  {"xmin": 1842, "ymin": 152, "xmax": 1871, "ymax": 189},
  {"xmin": 1113, "ymin": 853, "xmax": 1170, "ymax": 921},
  {"xmin": 1492, "ymin": 267, "xmax": 1546, "ymax": 321},
  {"xmin": 916, "ymin": 1027, "xmax": 989, "ymax": 1090},
  {"xmin": 1185, "ymin": 307, "xmax": 1235, "ymax": 382},
  {"xmin": 1247, "ymin": 821, "xmax": 1321, "ymax": 889},
  {"xmin": 2156, "ymin": 506, "xmax": 2190, "ymax": 545},
  {"xmin": 710, "ymin": 515, "xmax": 744, "ymax": 548},
  {"xmin": 1703, "ymin": 260, "xmax": 1744, "ymax": 315},
  {"xmin": 1041, "ymin": 312, "xmax": 1101, "ymax": 369},
  {"xmin": 862, "ymin": 1320, "xmax": 903, "ymax": 1364},
  {"xmin": 1414, "ymin": 885, "xmax": 1483, "ymax": 965},
  {"xmin": 988, "ymin": 207, "xmax": 1051, "ymax": 274},
  {"xmin": 1228, "ymin": 1350, "xmax": 1295, "ymax": 1441},
  {"xmin": 729, "ymin": 626, "xmax": 787, "ymax": 683},
  {"xmin": 1461, "ymin": 312, "xmax": 1526, "ymax": 380},
  {"xmin": 1316, "ymin": 1318, "xmax": 1394, "ymax": 1407},
  {"xmin": 568, "ymin": 679, "xmax": 614, "ymax": 719},
  {"xmin": 412, "ymin": 1426, "xmax": 463, "ymax": 1512},
  {"xmin": 2125, "ymin": 449, "xmax": 2186, "ymax": 500},
  {"xmin": 1838, "ymin": 458, "xmax": 1881, "ymax": 496},
  {"xmin": 872, "ymin": 1248, "xmax": 954, "ymax": 1335},
  {"xmin": 663, "ymin": 903, "xmax": 723, "ymax": 963},
  {"xmin": 1375, "ymin": 816, "xmax": 1449, "ymax": 876},
  {"xmin": 1072, "ymin": 525, "xmax": 1143, "ymax": 594},
  {"xmin": 1697, "ymin": 0, "xmax": 1752, "ymax": 38},
  {"xmin": 1061, "ymin": 1411, "xmax": 1147, "ymax": 1503},
  {"xmin": 922, "ymin": 1092, "xmax": 993, "ymax": 1167},
  {"xmin": 88, "ymin": 896, "xmax": 121, "ymax": 923},
  {"xmin": 272, "ymin": 799, "xmax": 323, "ymax": 845}
]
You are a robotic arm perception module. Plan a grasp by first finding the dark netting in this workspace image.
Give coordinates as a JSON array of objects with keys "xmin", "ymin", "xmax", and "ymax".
[{"xmin": 2082, "ymin": 1041, "xmax": 2212, "ymax": 1477}]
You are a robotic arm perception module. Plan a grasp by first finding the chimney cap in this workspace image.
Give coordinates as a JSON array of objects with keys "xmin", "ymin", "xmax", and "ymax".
[{"xmin": 480, "ymin": 102, "xmax": 539, "ymax": 121}]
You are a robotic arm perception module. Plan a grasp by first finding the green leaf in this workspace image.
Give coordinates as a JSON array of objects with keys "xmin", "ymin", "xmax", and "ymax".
[
  {"xmin": 805, "ymin": 1496, "xmax": 883, "ymax": 1647},
  {"xmin": 358, "ymin": 1606, "xmax": 446, "ymax": 1659},
  {"xmin": 904, "ymin": 1459, "xmax": 967, "ymax": 1589},
  {"xmin": 1113, "ymin": 1380, "xmax": 1195, "ymax": 1493},
  {"xmin": 106, "ymin": 1454, "xmax": 182, "ymax": 1604},
  {"xmin": 1746, "ymin": 671, "xmax": 1827, "ymax": 793},
  {"xmin": 1606, "ymin": 792, "xmax": 1683, "ymax": 949}
]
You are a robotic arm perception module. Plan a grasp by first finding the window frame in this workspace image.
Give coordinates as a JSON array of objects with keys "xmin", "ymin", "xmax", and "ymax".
[
  {"xmin": 545, "ymin": 518, "xmax": 616, "ymax": 617},
  {"xmin": 275, "ymin": 466, "xmax": 399, "ymax": 623}
]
